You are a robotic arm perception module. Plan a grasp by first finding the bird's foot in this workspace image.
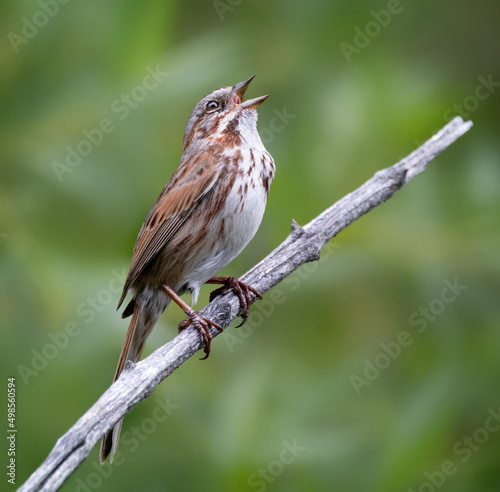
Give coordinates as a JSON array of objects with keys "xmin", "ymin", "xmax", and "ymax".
[
  {"xmin": 161, "ymin": 284, "xmax": 221, "ymax": 360},
  {"xmin": 178, "ymin": 311, "xmax": 222, "ymax": 360},
  {"xmin": 206, "ymin": 276, "xmax": 262, "ymax": 327}
]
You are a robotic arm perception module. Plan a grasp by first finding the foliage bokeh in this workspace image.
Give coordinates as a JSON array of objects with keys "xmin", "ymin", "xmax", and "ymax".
[{"xmin": 2, "ymin": 0, "xmax": 500, "ymax": 491}]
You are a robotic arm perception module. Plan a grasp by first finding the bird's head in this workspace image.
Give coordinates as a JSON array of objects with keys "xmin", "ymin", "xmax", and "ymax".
[{"xmin": 183, "ymin": 75, "xmax": 268, "ymax": 150}]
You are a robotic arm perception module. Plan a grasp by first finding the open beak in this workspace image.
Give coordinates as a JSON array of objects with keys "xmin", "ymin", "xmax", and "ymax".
[{"xmin": 232, "ymin": 75, "xmax": 269, "ymax": 109}]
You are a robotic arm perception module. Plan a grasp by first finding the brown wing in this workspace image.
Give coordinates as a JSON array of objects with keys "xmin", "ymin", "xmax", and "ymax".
[{"xmin": 118, "ymin": 152, "xmax": 220, "ymax": 309}]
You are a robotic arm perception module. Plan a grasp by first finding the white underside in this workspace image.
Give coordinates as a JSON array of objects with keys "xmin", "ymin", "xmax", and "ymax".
[{"xmin": 184, "ymin": 145, "xmax": 272, "ymax": 305}]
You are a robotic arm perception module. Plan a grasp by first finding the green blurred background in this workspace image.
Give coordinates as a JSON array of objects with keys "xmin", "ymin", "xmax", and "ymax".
[{"xmin": 2, "ymin": 0, "xmax": 500, "ymax": 491}]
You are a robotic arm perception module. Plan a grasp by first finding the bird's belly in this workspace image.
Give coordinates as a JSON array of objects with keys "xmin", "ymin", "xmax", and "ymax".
[{"xmin": 181, "ymin": 176, "xmax": 268, "ymax": 295}]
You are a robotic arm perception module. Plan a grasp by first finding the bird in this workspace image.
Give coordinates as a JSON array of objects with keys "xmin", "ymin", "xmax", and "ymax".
[{"xmin": 100, "ymin": 75, "xmax": 275, "ymax": 463}]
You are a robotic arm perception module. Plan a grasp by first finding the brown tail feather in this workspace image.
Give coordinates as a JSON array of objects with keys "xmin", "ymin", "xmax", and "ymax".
[{"xmin": 100, "ymin": 298, "xmax": 166, "ymax": 463}]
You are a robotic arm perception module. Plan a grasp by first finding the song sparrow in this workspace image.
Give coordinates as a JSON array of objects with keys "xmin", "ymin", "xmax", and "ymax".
[{"xmin": 100, "ymin": 75, "xmax": 275, "ymax": 463}]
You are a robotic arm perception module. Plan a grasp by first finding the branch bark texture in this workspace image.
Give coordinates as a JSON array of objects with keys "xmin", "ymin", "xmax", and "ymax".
[{"xmin": 19, "ymin": 116, "xmax": 473, "ymax": 491}]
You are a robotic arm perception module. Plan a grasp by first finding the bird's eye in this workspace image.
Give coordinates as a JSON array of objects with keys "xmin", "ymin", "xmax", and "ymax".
[{"xmin": 206, "ymin": 101, "xmax": 220, "ymax": 111}]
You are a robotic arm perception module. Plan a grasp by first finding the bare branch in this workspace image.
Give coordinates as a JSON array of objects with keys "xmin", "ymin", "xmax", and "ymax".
[{"xmin": 19, "ymin": 116, "xmax": 473, "ymax": 492}]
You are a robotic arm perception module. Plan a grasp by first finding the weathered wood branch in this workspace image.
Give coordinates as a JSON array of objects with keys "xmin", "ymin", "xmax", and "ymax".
[{"xmin": 19, "ymin": 117, "xmax": 473, "ymax": 491}]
